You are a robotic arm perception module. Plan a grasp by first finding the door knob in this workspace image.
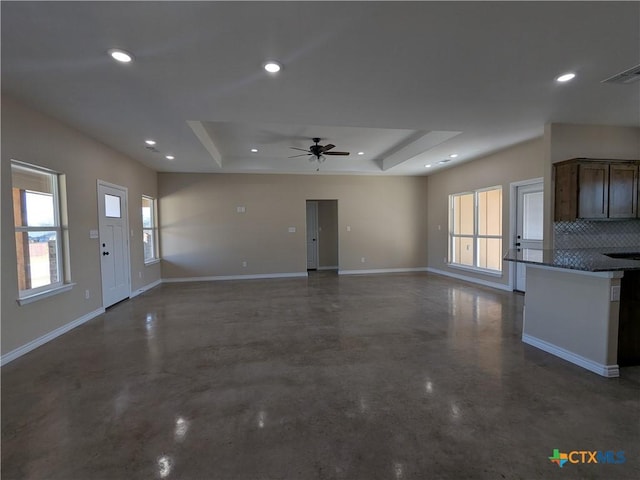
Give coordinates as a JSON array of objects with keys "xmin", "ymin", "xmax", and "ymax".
[{"xmin": 102, "ymin": 251, "xmax": 110, "ymax": 256}]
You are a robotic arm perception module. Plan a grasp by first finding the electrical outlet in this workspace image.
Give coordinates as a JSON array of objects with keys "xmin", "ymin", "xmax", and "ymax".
[
  {"xmin": 361, "ymin": 257, "xmax": 365, "ymax": 263},
  {"xmin": 139, "ymin": 271, "xmax": 142, "ymax": 279},
  {"xmin": 85, "ymin": 289, "xmax": 90, "ymax": 299},
  {"xmin": 242, "ymin": 261, "xmax": 247, "ymax": 268}
]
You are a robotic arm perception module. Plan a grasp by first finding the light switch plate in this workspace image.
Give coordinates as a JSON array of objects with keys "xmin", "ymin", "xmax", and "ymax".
[
  {"xmin": 288, "ymin": 227, "xmax": 296, "ymax": 233},
  {"xmin": 89, "ymin": 229, "xmax": 99, "ymax": 239},
  {"xmin": 611, "ymin": 286, "xmax": 621, "ymax": 302}
]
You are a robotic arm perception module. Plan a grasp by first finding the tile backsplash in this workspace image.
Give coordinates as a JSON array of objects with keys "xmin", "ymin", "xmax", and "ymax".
[{"xmin": 554, "ymin": 219, "xmax": 640, "ymax": 249}]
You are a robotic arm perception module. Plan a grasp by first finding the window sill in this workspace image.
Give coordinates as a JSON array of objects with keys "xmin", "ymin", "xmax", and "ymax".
[
  {"xmin": 447, "ymin": 263, "xmax": 503, "ymax": 278},
  {"xmin": 144, "ymin": 258, "xmax": 161, "ymax": 266},
  {"xmin": 17, "ymin": 283, "xmax": 76, "ymax": 306}
]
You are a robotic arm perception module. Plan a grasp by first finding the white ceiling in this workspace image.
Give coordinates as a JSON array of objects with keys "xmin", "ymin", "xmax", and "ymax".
[{"xmin": 2, "ymin": 1, "xmax": 638, "ymax": 175}]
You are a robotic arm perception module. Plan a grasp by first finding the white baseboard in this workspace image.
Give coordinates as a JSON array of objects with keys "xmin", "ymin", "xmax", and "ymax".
[
  {"xmin": 425, "ymin": 267, "xmax": 512, "ymax": 292},
  {"xmin": 1, "ymin": 307, "xmax": 105, "ymax": 367},
  {"xmin": 338, "ymin": 267, "xmax": 428, "ymax": 275},
  {"xmin": 163, "ymin": 272, "xmax": 308, "ymax": 283},
  {"xmin": 522, "ymin": 333, "xmax": 619, "ymax": 378},
  {"xmin": 317, "ymin": 266, "xmax": 339, "ymax": 271},
  {"xmin": 130, "ymin": 278, "xmax": 162, "ymax": 298}
]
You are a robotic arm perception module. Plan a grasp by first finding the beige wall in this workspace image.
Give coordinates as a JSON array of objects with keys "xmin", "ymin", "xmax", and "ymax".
[
  {"xmin": 1, "ymin": 97, "xmax": 160, "ymax": 355},
  {"xmin": 426, "ymin": 138, "xmax": 544, "ymax": 287},
  {"xmin": 317, "ymin": 200, "xmax": 338, "ymax": 268},
  {"xmin": 159, "ymin": 174, "xmax": 428, "ymax": 278},
  {"xmin": 543, "ymin": 123, "xmax": 640, "ymax": 246}
]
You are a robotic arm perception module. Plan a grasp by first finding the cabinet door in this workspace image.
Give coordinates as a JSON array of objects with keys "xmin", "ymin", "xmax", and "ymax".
[
  {"xmin": 578, "ymin": 163, "xmax": 609, "ymax": 219},
  {"xmin": 554, "ymin": 162, "xmax": 578, "ymax": 221},
  {"xmin": 609, "ymin": 163, "xmax": 638, "ymax": 218}
]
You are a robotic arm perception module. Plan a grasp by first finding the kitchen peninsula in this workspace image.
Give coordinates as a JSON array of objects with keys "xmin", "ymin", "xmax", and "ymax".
[{"xmin": 504, "ymin": 248, "xmax": 640, "ymax": 378}]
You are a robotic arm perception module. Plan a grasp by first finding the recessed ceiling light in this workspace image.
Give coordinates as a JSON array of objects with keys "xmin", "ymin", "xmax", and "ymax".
[
  {"xmin": 449, "ymin": 153, "xmax": 458, "ymax": 158},
  {"xmin": 425, "ymin": 164, "xmax": 432, "ymax": 168},
  {"xmin": 438, "ymin": 159, "xmax": 450, "ymax": 164},
  {"xmin": 251, "ymin": 148, "xmax": 258, "ymax": 153},
  {"xmin": 263, "ymin": 61, "xmax": 282, "ymax": 73},
  {"xmin": 556, "ymin": 72, "xmax": 576, "ymax": 82},
  {"xmin": 165, "ymin": 155, "xmax": 175, "ymax": 160},
  {"xmin": 357, "ymin": 151, "xmax": 365, "ymax": 155},
  {"xmin": 108, "ymin": 49, "xmax": 133, "ymax": 63},
  {"xmin": 145, "ymin": 139, "xmax": 156, "ymax": 146}
]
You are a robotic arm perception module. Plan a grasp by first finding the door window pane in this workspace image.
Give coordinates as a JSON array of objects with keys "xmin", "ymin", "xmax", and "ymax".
[
  {"xmin": 105, "ymin": 194, "xmax": 121, "ymax": 218},
  {"xmin": 523, "ymin": 191, "xmax": 543, "ymax": 240}
]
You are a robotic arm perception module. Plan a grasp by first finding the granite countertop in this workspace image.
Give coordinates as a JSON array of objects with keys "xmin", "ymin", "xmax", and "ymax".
[{"xmin": 503, "ymin": 247, "xmax": 640, "ymax": 272}]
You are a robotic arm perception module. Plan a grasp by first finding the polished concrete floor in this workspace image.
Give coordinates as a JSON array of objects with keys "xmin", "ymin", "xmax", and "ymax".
[{"xmin": 2, "ymin": 272, "xmax": 639, "ymax": 479}]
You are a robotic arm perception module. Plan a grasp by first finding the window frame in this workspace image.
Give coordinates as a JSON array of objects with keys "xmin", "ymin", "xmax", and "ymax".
[
  {"xmin": 11, "ymin": 160, "xmax": 70, "ymax": 301},
  {"xmin": 142, "ymin": 195, "xmax": 159, "ymax": 264},
  {"xmin": 449, "ymin": 185, "xmax": 503, "ymax": 274}
]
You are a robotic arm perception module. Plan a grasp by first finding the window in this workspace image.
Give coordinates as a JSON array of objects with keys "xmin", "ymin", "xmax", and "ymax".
[
  {"xmin": 449, "ymin": 186, "xmax": 503, "ymax": 273},
  {"xmin": 142, "ymin": 196, "xmax": 158, "ymax": 263},
  {"xmin": 12, "ymin": 161, "xmax": 68, "ymax": 298}
]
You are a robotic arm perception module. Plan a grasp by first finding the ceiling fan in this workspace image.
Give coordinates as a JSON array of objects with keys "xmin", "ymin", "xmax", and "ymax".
[{"xmin": 289, "ymin": 138, "xmax": 350, "ymax": 162}]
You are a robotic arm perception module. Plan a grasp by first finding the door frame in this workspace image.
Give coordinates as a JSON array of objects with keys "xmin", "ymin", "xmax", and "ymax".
[
  {"xmin": 508, "ymin": 178, "xmax": 543, "ymax": 291},
  {"xmin": 306, "ymin": 200, "xmax": 319, "ymax": 270},
  {"xmin": 97, "ymin": 179, "xmax": 132, "ymax": 307}
]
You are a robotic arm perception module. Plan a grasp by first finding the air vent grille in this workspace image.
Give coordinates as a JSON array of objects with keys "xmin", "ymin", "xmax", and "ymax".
[{"xmin": 602, "ymin": 64, "xmax": 640, "ymax": 85}]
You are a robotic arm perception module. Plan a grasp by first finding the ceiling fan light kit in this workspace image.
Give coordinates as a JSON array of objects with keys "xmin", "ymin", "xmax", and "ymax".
[{"xmin": 289, "ymin": 137, "xmax": 351, "ymax": 163}]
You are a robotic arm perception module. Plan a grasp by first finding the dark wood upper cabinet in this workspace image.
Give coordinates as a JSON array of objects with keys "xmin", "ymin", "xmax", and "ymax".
[
  {"xmin": 609, "ymin": 163, "xmax": 638, "ymax": 218},
  {"xmin": 554, "ymin": 158, "xmax": 639, "ymax": 221},
  {"xmin": 578, "ymin": 162, "xmax": 609, "ymax": 219}
]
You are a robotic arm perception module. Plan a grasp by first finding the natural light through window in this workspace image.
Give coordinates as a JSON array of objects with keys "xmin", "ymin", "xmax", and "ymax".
[
  {"xmin": 449, "ymin": 186, "xmax": 502, "ymax": 273},
  {"xmin": 12, "ymin": 162, "xmax": 67, "ymax": 296},
  {"xmin": 142, "ymin": 196, "xmax": 158, "ymax": 263}
]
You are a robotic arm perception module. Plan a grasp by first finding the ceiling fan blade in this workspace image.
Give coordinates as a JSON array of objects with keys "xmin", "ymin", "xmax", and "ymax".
[
  {"xmin": 324, "ymin": 151, "xmax": 350, "ymax": 156},
  {"xmin": 288, "ymin": 153, "xmax": 311, "ymax": 158},
  {"xmin": 290, "ymin": 147, "xmax": 310, "ymax": 153},
  {"xmin": 321, "ymin": 144, "xmax": 336, "ymax": 152}
]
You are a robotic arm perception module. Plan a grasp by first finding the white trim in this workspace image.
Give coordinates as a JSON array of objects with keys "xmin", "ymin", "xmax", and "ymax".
[
  {"xmin": 447, "ymin": 263, "xmax": 503, "ymax": 277},
  {"xmin": 426, "ymin": 267, "xmax": 512, "ymax": 291},
  {"xmin": 162, "ymin": 272, "xmax": 308, "ymax": 283},
  {"xmin": 317, "ymin": 266, "xmax": 338, "ymax": 271},
  {"xmin": 1, "ymin": 308, "xmax": 105, "ymax": 366},
  {"xmin": 509, "ymin": 178, "xmax": 544, "ymax": 290},
  {"xmin": 144, "ymin": 258, "xmax": 161, "ymax": 266},
  {"xmin": 129, "ymin": 279, "xmax": 162, "ymax": 298},
  {"xmin": 522, "ymin": 333, "xmax": 619, "ymax": 378},
  {"xmin": 338, "ymin": 267, "xmax": 428, "ymax": 275},
  {"xmin": 17, "ymin": 282, "xmax": 76, "ymax": 306}
]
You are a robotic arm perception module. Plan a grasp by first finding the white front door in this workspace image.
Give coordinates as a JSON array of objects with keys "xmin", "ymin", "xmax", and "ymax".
[
  {"xmin": 306, "ymin": 200, "xmax": 318, "ymax": 270},
  {"xmin": 515, "ymin": 182, "xmax": 544, "ymax": 292},
  {"xmin": 98, "ymin": 181, "xmax": 131, "ymax": 307}
]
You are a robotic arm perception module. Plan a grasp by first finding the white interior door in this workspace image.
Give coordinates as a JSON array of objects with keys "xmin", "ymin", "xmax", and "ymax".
[
  {"xmin": 515, "ymin": 182, "xmax": 544, "ymax": 292},
  {"xmin": 98, "ymin": 181, "xmax": 131, "ymax": 307},
  {"xmin": 306, "ymin": 200, "xmax": 318, "ymax": 270}
]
